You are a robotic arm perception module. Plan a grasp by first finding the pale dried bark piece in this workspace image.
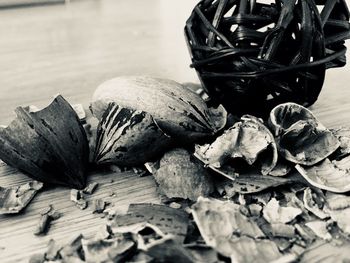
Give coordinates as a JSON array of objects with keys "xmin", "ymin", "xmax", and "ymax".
[
  {"xmin": 303, "ymin": 188, "xmax": 329, "ymax": 219},
  {"xmin": 92, "ymin": 199, "xmax": 107, "ymax": 214},
  {"xmin": 70, "ymin": 189, "xmax": 88, "ymax": 210},
  {"xmin": 263, "ymin": 198, "xmax": 302, "ymax": 224},
  {"xmin": 305, "ymin": 221, "xmax": 332, "ymax": 240},
  {"xmin": 153, "ymin": 148, "xmax": 214, "ymax": 201},
  {"xmin": 195, "ymin": 115, "xmax": 277, "ymax": 175},
  {"xmin": 296, "ymin": 157, "xmax": 350, "ymax": 193},
  {"xmin": 0, "ymin": 95, "xmax": 89, "ymax": 189},
  {"xmin": 46, "ymin": 239, "xmax": 61, "ymax": 261},
  {"xmin": 112, "ymin": 203, "xmax": 189, "ymax": 243},
  {"xmin": 34, "ymin": 205, "xmax": 61, "ymax": 236},
  {"xmin": 300, "ymin": 241, "xmax": 350, "ymax": 263},
  {"xmin": 268, "ymin": 159, "xmax": 292, "ymax": 177},
  {"xmin": 192, "ymin": 197, "xmax": 265, "ymax": 254},
  {"xmin": 269, "ymin": 103, "xmax": 340, "ymax": 166},
  {"xmin": 0, "ymin": 180, "xmax": 43, "ymax": 214},
  {"xmin": 94, "ymin": 103, "xmax": 172, "ymax": 166},
  {"xmin": 185, "ymin": 244, "xmax": 219, "ymax": 263}
]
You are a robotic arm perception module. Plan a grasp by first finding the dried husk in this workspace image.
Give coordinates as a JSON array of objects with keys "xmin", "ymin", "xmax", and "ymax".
[
  {"xmin": 269, "ymin": 103, "xmax": 340, "ymax": 165},
  {"xmin": 195, "ymin": 115, "xmax": 277, "ymax": 176},
  {"xmin": 93, "ymin": 103, "xmax": 172, "ymax": 166},
  {"xmin": 296, "ymin": 156, "xmax": 350, "ymax": 193},
  {"xmin": 91, "ymin": 76, "xmax": 226, "ymax": 142},
  {"xmin": 0, "ymin": 95, "xmax": 89, "ymax": 189}
]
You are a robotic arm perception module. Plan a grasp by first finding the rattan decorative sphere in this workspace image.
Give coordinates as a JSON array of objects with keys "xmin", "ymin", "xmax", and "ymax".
[{"xmin": 185, "ymin": 0, "xmax": 350, "ymax": 116}]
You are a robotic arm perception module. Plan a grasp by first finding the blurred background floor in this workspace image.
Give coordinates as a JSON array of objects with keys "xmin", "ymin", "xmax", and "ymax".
[{"xmin": 0, "ymin": 0, "xmax": 199, "ymax": 125}]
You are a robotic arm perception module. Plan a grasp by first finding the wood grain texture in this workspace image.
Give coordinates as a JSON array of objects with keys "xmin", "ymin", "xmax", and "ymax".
[{"xmin": 0, "ymin": 0, "xmax": 349, "ymax": 262}]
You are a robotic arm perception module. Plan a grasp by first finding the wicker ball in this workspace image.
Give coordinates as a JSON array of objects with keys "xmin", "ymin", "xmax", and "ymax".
[{"xmin": 185, "ymin": 0, "xmax": 350, "ymax": 116}]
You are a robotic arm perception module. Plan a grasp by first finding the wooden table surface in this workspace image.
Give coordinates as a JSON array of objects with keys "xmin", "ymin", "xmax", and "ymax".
[{"xmin": 0, "ymin": 0, "xmax": 349, "ymax": 262}]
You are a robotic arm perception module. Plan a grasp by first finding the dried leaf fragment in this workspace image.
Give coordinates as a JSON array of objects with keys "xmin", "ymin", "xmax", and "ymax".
[
  {"xmin": 296, "ymin": 156, "xmax": 350, "ymax": 193},
  {"xmin": 34, "ymin": 206, "xmax": 60, "ymax": 236},
  {"xmin": 300, "ymin": 241, "xmax": 350, "ymax": 263},
  {"xmin": 303, "ymin": 187, "xmax": 329, "ymax": 219},
  {"xmin": 92, "ymin": 199, "xmax": 107, "ymax": 214},
  {"xmin": 0, "ymin": 180, "xmax": 43, "ymax": 214},
  {"xmin": 70, "ymin": 189, "xmax": 88, "ymax": 210},
  {"xmin": 153, "ymin": 148, "xmax": 214, "ymax": 201},
  {"xmin": 263, "ymin": 198, "xmax": 302, "ymax": 224}
]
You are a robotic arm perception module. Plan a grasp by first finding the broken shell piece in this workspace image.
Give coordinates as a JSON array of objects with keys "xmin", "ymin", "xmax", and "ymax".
[
  {"xmin": 263, "ymin": 198, "xmax": 302, "ymax": 224},
  {"xmin": 0, "ymin": 95, "xmax": 89, "ymax": 189},
  {"xmin": 305, "ymin": 221, "xmax": 332, "ymax": 240},
  {"xmin": 93, "ymin": 103, "xmax": 172, "ymax": 166},
  {"xmin": 0, "ymin": 180, "xmax": 43, "ymax": 214},
  {"xmin": 91, "ymin": 76, "xmax": 226, "ymax": 142},
  {"xmin": 153, "ymin": 148, "xmax": 214, "ymax": 201},
  {"xmin": 215, "ymin": 173, "xmax": 295, "ymax": 195},
  {"xmin": 269, "ymin": 103, "xmax": 340, "ymax": 165},
  {"xmin": 300, "ymin": 241, "xmax": 350, "ymax": 263},
  {"xmin": 72, "ymin": 104, "xmax": 86, "ymax": 122},
  {"xmin": 268, "ymin": 159, "xmax": 292, "ymax": 177},
  {"xmin": 192, "ymin": 197, "xmax": 265, "ymax": 252},
  {"xmin": 325, "ymin": 192, "xmax": 350, "ymax": 210},
  {"xmin": 296, "ymin": 156, "xmax": 350, "ymax": 193},
  {"xmin": 195, "ymin": 115, "xmax": 277, "ymax": 176},
  {"xmin": 330, "ymin": 127, "xmax": 350, "ymax": 159},
  {"xmin": 112, "ymin": 203, "xmax": 189, "ymax": 243},
  {"xmin": 303, "ymin": 188, "xmax": 329, "ymax": 219}
]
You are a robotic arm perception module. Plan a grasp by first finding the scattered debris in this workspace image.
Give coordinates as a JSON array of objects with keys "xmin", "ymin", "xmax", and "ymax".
[
  {"xmin": 303, "ymin": 187, "xmax": 329, "ymax": 219},
  {"xmin": 305, "ymin": 221, "xmax": 332, "ymax": 240},
  {"xmin": 153, "ymin": 148, "xmax": 214, "ymax": 201},
  {"xmin": 83, "ymin": 182, "xmax": 99, "ymax": 195},
  {"xmin": 92, "ymin": 199, "xmax": 107, "ymax": 214},
  {"xmin": 0, "ymin": 180, "xmax": 43, "ymax": 214},
  {"xmin": 70, "ymin": 189, "xmax": 88, "ymax": 210},
  {"xmin": 263, "ymin": 198, "xmax": 302, "ymax": 224},
  {"xmin": 34, "ymin": 205, "xmax": 60, "ymax": 235},
  {"xmin": 72, "ymin": 104, "xmax": 87, "ymax": 121}
]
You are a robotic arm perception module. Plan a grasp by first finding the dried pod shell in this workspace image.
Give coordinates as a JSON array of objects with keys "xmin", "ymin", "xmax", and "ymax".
[
  {"xmin": 0, "ymin": 95, "xmax": 89, "ymax": 189},
  {"xmin": 195, "ymin": 115, "xmax": 277, "ymax": 176},
  {"xmin": 91, "ymin": 76, "xmax": 226, "ymax": 142},
  {"xmin": 93, "ymin": 103, "xmax": 172, "ymax": 166},
  {"xmin": 269, "ymin": 103, "xmax": 339, "ymax": 165}
]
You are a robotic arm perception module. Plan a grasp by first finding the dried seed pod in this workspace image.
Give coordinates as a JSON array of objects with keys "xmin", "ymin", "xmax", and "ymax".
[
  {"xmin": 91, "ymin": 76, "xmax": 227, "ymax": 142},
  {"xmin": 195, "ymin": 115, "xmax": 277, "ymax": 176},
  {"xmin": 0, "ymin": 95, "xmax": 89, "ymax": 189},
  {"xmin": 93, "ymin": 103, "xmax": 172, "ymax": 166},
  {"xmin": 268, "ymin": 103, "xmax": 340, "ymax": 165}
]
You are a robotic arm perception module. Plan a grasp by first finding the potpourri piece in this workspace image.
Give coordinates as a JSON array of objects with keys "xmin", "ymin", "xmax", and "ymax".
[{"xmin": 0, "ymin": 180, "xmax": 43, "ymax": 214}]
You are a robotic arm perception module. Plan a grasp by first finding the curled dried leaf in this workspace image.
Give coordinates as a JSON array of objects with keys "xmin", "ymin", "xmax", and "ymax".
[
  {"xmin": 330, "ymin": 127, "xmax": 350, "ymax": 159},
  {"xmin": 153, "ymin": 148, "xmax": 214, "ymax": 201},
  {"xmin": 195, "ymin": 115, "xmax": 277, "ymax": 176},
  {"xmin": 93, "ymin": 103, "xmax": 172, "ymax": 166},
  {"xmin": 269, "ymin": 103, "xmax": 339, "ymax": 165},
  {"xmin": 0, "ymin": 95, "xmax": 89, "ymax": 189},
  {"xmin": 0, "ymin": 180, "xmax": 43, "ymax": 214},
  {"xmin": 303, "ymin": 188, "xmax": 329, "ymax": 219},
  {"xmin": 296, "ymin": 156, "xmax": 350, "ymax": 193}
]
